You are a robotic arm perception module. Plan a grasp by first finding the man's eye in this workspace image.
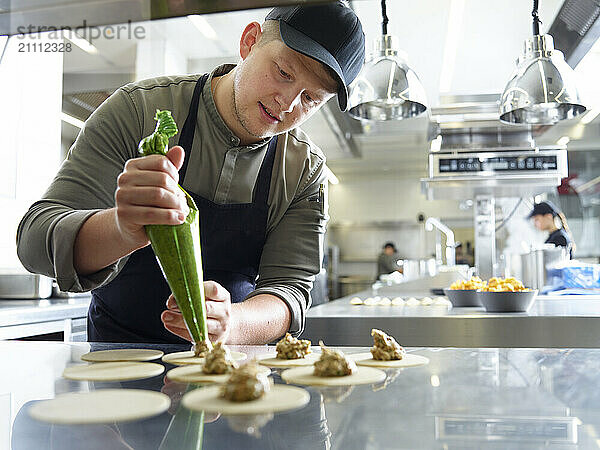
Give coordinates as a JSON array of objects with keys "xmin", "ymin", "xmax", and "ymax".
[
  {"xmin": 279, "ymin": 69, "xmax": 290, "ymax": 79},
  {"xmin": 304, "ymin": 93, "xmax": 315, "ymax": 104}
]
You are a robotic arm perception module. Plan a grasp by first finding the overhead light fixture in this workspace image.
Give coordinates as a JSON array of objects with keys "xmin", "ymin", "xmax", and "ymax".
[
  {"xmin": 556, "ymin": 136, "xmax": 570, "ymax": 146},
  {"xmin": 580, "ymin": 109, "xmax": 599, "ymax": 125},
  {"xmin": 347, "ymin": 0, "xmax": 428, "ymax": 121},
  {"xmin": 61, "ymin": 112, "xmax": 84, "ymax": 129},
  {"xmin": 187, "ymin": 15, "xmax": 217, "ymax": 40},
  {"xmin": 499, "ymin": 0, "xmax": 586, "ymax": 125}
]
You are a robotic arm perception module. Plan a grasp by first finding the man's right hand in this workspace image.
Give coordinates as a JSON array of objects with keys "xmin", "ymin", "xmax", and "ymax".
[{"xmin": 114, "ymin": 145, "xmax": 189, "ymax": 247}]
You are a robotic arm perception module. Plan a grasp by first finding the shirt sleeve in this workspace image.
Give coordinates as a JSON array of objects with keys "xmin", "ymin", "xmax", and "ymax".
[
  {"xmin": 245, "ymin": 160, "xmax": 329, "ymax": 337},
  {"xmin": 16, "ymin": 87, "xmax": 142, "ymax": 292}
]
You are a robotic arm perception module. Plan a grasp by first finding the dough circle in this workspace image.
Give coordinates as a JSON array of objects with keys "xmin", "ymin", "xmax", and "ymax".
[
  {"xmin": 182, "ymin": 385, "xmax": 310, "ymax": 415},
  {"xmin": 62, "ymin": 362, "xmax": 164, "ymax": 381},
  {"xmin": 281, "ymin": 366, "xmax": 386, "ymax": 386},
  {"xmin": 167, "ymin": 364, "xmax": 271, "ymax": 384},
  {"xmin": 81, "ymin": 349, "xmax": 164, "ymax": 363},
  {"xmin": 162, "ymin": 350, "xmax": 247, "ymax": 366},
  {"xmin": 257, "ymin": 352, "xmax": 320, "ymax": 368},
  {"xmin": 29, "ymin": 389, "xmax": 170, "ymax": 424},
  {"xmin": 351, "ymin": 353, "xmax": 430, "ymax": 368}
]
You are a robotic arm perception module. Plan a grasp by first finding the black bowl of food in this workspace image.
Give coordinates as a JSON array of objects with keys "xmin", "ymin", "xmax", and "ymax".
[
  {"xmin": 477, "ymin": 290, "xmax": 538, "ymax": 313},
  {"xmin": 443, "ymin": 288, "xmax": 482, "ymax": 307}
]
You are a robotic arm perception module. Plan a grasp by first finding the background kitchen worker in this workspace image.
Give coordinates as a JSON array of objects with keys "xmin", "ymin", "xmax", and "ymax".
[
  {"xmin": 528, "ymin": 201, "xmax": 575, "ymax": 258},
  {"xmin": 16, "ymin": 2, "xmax": 366, "ymax": 344},
  {"xmin": 377, "ymin": 242, "xmax": 403, "ymax": 279}
]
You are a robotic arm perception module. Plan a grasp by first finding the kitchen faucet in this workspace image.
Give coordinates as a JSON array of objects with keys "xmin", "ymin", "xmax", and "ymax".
[{"xmin": 425, "ymin": 217, "xmax": 456, "ymax": 267}]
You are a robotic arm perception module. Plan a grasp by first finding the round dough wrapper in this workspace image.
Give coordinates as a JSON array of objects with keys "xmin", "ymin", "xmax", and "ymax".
[
  {"xmin": 405, "ymin": 297, "xmax": 420, "ymax": 306},
  {"xmin": 391, "ymin": 297, "xmax": 405, "ymax": 306},
  {"xmin": 182, "ymin": 385, "xmax": 309, "ymax": 415},
  {"xmin": 433, "ymin": 297, "xmax": 452, "ymax": 306},
  {"xmin": 63, "ymin": 362, "xmax": 165, "ymax": 381},
  {"xmin": 379, "ymin": 297, "xmax": 392, "ymax": 306},
  {"xmin": 29, "ymin": 389, "xmax": 170, "ymax": 424},
  {"xmin": 167, "ymin": 364, "xmax": 271, "ymax": 384},
  {"xmin": 351, "ymin": 353, "xmax": 430, "ymax": 368},
  {"xmin": 162, "ymin": 350, "xmax": 247, "ymax": 366},
  {"xmin": 258, "ymin": 352, "xmax": 320, "ymax": 368},
  {"xmin": 281, "ymin": 366, "xmax": 386, "ymax": 386},
  {"xmin": 363, "ymin": 297, "xmax": 380, "ymax": 306},
  {"xmin": 81, "ymin": 349, "xmax": 164, "ymax": 363},
  {"xmin": 349, "ymin": 297, "xmax": 363, "ymax": 305},
  {"xmin": 420, "ymin": 297, "xmax": 433, "ymax": 306}
]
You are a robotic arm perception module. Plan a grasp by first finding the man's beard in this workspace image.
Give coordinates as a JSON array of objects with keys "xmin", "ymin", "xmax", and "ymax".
[{"xmin": 232, "ymin": 71, "xmax": 274, "ymax": 140}]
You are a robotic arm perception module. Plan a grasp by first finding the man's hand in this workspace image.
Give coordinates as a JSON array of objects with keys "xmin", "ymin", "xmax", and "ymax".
[
  {"xmin": 161, "ymin": 281, "xmax": 232, "ymax": 343},
  {"xmin": 113, "ymin": 145, "xmax": 189, "ymax": 248}
]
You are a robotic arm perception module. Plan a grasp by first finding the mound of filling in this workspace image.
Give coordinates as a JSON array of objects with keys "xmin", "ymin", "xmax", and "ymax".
[
  {"xmin": 276, "ymin": 333, "xmax": 312, "ymax": 359},
  {"xmin": 191, "ymin": 340, "xmax": 211, "ymax": 358},
  {"xmin": 313, "ymin": 341, "xmax": 356, "ymax": 377},
  {"xmin": 370, "ymin": 329, "xmax": 405, "ymax": 361},
  {"xmin": 221, "ymin": 361, "xmax": 270, "ymax": 402},
  {"xmin": 202, "ymin": 342, "xmax": 236, "ymax": 375}
]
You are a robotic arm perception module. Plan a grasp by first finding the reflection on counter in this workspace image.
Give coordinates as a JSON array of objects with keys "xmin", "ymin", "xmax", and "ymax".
[{"xmin": 8, "ymin": 342, "xmax": 600, "ymax": 448}]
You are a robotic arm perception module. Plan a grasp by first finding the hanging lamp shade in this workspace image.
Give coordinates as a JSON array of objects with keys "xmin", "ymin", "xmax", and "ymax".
[
  {"xmin": 500, "ymin": 34, "xmax": 586, "ymax": 125},
  {"xmin": 347, "ymin": 35, "xmax": 428, "ymax": 121}
]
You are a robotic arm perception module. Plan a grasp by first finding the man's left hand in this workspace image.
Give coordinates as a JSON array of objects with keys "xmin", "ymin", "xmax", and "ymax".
[{"xmin": 161, "ymin": 281, "xmax": 232, "ymax": 343}]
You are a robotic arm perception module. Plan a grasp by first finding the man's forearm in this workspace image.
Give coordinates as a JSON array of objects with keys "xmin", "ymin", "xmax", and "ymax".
[
  {"xmin": 228, "ymin": 294, "xmax": 292, "ymax": 344},
  {"xmin": 74, "ymin": 208, "xmax": 149, "ymax": 275}
]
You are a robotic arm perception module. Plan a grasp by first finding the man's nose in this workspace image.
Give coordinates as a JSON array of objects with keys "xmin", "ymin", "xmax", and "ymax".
[{"xmin": 276, "ymin": 87, "xmax": 303, "ymax": 114}]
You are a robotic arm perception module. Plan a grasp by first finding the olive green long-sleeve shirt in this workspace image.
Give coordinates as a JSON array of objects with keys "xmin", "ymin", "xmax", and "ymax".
[{"xmin": 16, "ymin": 64, "xmax": 329, "ymax": 336}]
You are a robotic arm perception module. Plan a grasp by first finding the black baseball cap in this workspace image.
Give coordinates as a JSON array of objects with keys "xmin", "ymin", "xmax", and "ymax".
[
  {"xmin": 265, "ymin": 2, "xmax": 365, "ymax": 111},
  {"xmin": 528, "ymin": 201, "xmax": 558, "ymax": 218}
]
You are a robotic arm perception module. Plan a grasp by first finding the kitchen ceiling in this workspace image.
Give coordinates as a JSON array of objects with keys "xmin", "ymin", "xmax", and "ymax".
[{"xmin": 57, "ymin": 0, "xmax": 599, "ymax": 181}]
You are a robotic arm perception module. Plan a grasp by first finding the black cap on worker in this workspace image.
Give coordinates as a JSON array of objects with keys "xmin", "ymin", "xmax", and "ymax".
[
  {"xmin": 265, "ymin": 2, "xmax": 365, "ymax": 111},
  {"xmin": 528, "ymin": 201, "xmax": 559, "ymax": 218}
]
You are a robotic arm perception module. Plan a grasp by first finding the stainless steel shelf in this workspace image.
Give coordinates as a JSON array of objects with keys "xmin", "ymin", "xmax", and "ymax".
[
  {"xmin": 304, "ymin": 293, "xmax": 600, "ymax": 348},
  {"xmin": 0, "ymin": 296, "xmax": 90, "ymax": 340}
]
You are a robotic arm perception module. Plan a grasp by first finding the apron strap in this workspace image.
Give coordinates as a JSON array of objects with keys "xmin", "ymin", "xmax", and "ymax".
[
  {"xmin": 179, "ymin": 73, "xmax": 209, "ymax": 184},
  {"xmin": 253, "ymin": 136, "xmax": 278, "ymax": 205}
]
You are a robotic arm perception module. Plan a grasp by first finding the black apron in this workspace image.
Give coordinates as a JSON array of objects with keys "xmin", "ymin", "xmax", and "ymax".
[
  {"xmin": 545, "ymin": 228, "xmax": 573, "ymax": 259},
  {"xmin": 89, "ymin": 73, "xmax": 278, "ymax": 343}
]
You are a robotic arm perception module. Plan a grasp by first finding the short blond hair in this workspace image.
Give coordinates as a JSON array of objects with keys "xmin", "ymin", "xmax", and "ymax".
[{"xmin": 257, "ymin": 20, "xmax": 282, "ymax": 46}]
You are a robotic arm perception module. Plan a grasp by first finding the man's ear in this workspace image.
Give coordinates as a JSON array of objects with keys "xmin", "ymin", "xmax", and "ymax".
[{"xmin": 239, "ymin": 22, "xmax": 262, "ymax": 60}]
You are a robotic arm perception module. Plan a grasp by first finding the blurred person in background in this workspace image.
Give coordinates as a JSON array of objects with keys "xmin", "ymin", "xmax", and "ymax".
[
  {"xmin": 377, "ymin": 242, "xmax": 402, "ymax": 279},
  {"xmin": 528, "ymin": 201, "xmax": 574, "ymax": 258}
]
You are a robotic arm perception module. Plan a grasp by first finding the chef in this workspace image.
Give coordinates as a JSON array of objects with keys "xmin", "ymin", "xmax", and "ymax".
[
  {"xmin": 16, "ymin": 2, "xmax": 365, "ymax": 344},
  {"xmin": 376, "ymin": 242, "xmax": 403, "ymax": 279},
  {"xmin": 528, "ymin": 201, "xmax": 575, "ymax": 258}
]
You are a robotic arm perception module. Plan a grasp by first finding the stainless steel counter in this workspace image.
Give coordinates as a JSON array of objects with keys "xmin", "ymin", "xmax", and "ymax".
[
  {"xmin": 0, "ymin": 296, "xmax": 90, "ymax": 340},
  {"xmin": 304, "ymin": 293, "xmax": 600, "ymax": 348},
  {"xmin": 5, "ymin": 341, "xmax": 600, "ymax": 449}
]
